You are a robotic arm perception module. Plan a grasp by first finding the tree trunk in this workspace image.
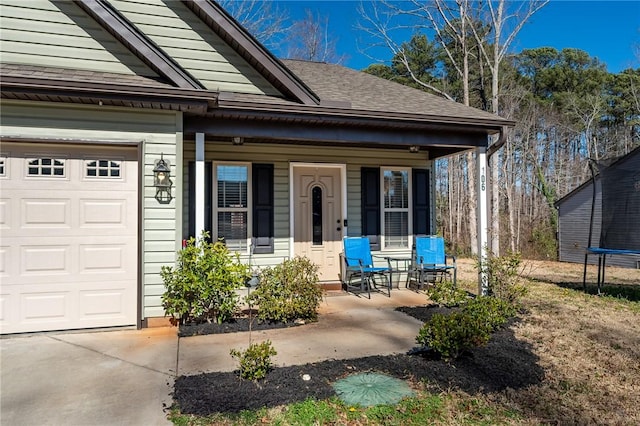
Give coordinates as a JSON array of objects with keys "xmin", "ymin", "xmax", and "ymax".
[{"xmin": 467, "ymin": 151, "xmax": 478, "ymax": 255}]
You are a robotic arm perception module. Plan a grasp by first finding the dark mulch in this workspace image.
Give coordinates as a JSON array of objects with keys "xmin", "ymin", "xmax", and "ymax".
[
  {"xmin": 395, "ymin": 304, "xmax": 455, "ymax": 321},
  {"xmin": 178, "ymin": 317, "xmax": 305, "ymax": 338},
  {"xmin": 174, "ymin": 304, "xmax": 544, "ymax": 416}
]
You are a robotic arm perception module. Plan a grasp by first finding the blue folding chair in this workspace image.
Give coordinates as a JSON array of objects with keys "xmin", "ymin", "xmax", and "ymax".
[
  {"xmin": 407, "ymin": 236, "xmax": 456, "ymax": 289},
  {"xmin": 343, "ymin": 237, "xmax": 392, "ymax": 298}
]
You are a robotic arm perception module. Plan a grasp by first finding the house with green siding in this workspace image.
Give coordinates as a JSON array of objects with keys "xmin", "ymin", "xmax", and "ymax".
[{"xmin": 0, "ymin": 0, "xmax": 512, "ymax": 334}]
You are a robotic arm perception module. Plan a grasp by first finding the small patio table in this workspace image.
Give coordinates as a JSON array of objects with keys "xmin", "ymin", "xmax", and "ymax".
[{"xmin": 384, "ymin": 255, "xmax": 413, "ymax": 289}]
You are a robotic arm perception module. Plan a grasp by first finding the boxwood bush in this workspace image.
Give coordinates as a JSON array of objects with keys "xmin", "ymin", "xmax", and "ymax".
[
  {"xmin": 416, "ymin": 296, "xmax": 515, "ymax": 360},
  {"xmin": 230, "ymin": 340, "xmax": 277, "ymax": 381},
  {"xmin": 161, "ymin": 233, "xmax": 250, "ymax": 325},
  {"xmin": 248, "ymin": 256, "xmax": 323, "ymax": 323}
]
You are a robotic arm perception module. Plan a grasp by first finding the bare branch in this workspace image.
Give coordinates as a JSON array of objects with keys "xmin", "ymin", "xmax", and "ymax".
[{"xmin": 217, "ymin": 0, "xmax": 290, "ymax": 49}]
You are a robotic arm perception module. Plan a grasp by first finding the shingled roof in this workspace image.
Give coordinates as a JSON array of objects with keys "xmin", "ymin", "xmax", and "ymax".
[
  {"xmin": 215, "ymin": 59, "xmax": 512, "ymax": 130},
  {"xmin": 281, "ymin": 59, "xmax": 509, "ymax": 125}
]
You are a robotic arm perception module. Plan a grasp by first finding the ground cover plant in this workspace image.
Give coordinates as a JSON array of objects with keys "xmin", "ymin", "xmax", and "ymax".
[{"xmin": 170, "ymin": 259, "xmax": 639, "ymax": 425}]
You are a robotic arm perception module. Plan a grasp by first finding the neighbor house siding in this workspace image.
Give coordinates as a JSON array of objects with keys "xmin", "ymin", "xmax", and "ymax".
[
  {"xmin": 0, "ymin": 100, "xmax": 182, "ymax": 319},
  {"xmin": 111, "ymin": 0, "xmax": 281, "ymax": 95},
  {"xmin": 557, "ymin": 179, "xmax": 639, "ymax": 269},
  {"xmin": 183, "ymin": 140, "xmax": 433, "ymax": 264},
  {"xmin": 0, "ymin": 0, "xmax": 157, "ymax": 76}
]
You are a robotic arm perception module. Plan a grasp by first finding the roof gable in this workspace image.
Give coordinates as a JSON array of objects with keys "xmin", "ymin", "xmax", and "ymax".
[
  {"xmin": 0, "ymin": 0, "xmax": 159, "ymax": 78},
  {"xmin": 0, "ymin": 0, "xmax": 319, "ymax": 104},
  {"xmin": 110, "ymin": 0, "xmax": 280, "ymax": 95}
]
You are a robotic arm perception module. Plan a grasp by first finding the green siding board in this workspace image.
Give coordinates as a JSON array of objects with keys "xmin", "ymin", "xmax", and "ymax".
[
  {"xmin": 110, "ymin": 0, "xmax": 280, "ymax": 95},
  {"xmin": 2, "ymin": 40, "xmax": 142, "ymax": 63},
  {"xmin": 144, "ymin": 251, "xmax": 175, "ymax": 264},
  {"xmin": 144, "ymin": 219, "xmax": 177, "ymax": 230},
  {"xmin": 144, "ymin": 240, "xmax": 176, "ymax": 252},
  {"xmin": 145, "ymin": 208, "xmax": 179, "ymax": 220},
  {"xmin": 144, "ymin": 262, "xmax": 169, "ymax": 275},
  {"xmin": 0, "ymin": 0, "xmax": 157, "ymax": 76},
  {"xmin": 144, "ymin": 284, "xmax": 167, "ymax": 297}
]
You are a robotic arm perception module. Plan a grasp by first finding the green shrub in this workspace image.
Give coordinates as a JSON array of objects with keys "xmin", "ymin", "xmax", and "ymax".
[
  {"xmin": 477, "ymin": 251, "xmax": 527, "ymax": 306},
  {"xmin": 416, "ymin": 296, "xmax": 516, "ymax": 360},
  {"xmin": 230, "ymin": 340, "xmax": 277, "ymax": 381},
  {"xmin": 463, "ymin": 296, "xmax": 515, "ymax": 330},
  {"xmin": 248, "ymin": 256, "xmax": 323, "ymax": 323},
  {"xmin": 427, "ymin": 279, "xmax": 469, "ymax": 307},
  {"xmin": 416, "ymin": 311, "xmax": 491, "ymax": 360},
  {"xmin": 160, "ymin": 233, "xmax": 250, "ymax": 325}
]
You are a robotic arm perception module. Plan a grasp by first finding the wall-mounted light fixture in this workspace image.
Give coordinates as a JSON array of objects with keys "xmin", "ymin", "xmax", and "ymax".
[
  {"xmin": 153, "ymin": 154, "xmax": 172, "ymax": 204},
  {"xmin": 409, "ymin": 145, "xmax": 420, "ymax": 153},
  {"xmin": 232, "ymin": 136, "xmax": 244, "ymax": 145}
]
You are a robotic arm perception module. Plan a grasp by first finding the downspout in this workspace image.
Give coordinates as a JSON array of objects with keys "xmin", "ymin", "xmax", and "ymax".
[
  {"xmin": 582, "ymin": 159, "xmax": 598, "ymax": 290},
  {"xmin": 487, "ymin": 126, "xmax": 508, "ymax": 159}
]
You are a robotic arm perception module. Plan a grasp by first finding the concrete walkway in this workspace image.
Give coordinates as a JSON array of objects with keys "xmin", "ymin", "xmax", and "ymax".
[{"xmin": 1, "ymin": 289, "xmax": 428, "ymax": 426}]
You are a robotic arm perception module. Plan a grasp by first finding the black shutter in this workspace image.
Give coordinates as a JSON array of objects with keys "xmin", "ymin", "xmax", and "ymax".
[
  {"xmin": 361, "ymin": 167, "xmax": 381, "ymax": 251},
  {"xmin": 252, "ymin": 163, "xmax": 274, "ymax": 254},
  {"xmin": 412, "ymin": 168, "xmax": 431, "ymax": 236},
  {"xmin": 188, "ymin": 161, "xmax": 212, "ymax": 242}
]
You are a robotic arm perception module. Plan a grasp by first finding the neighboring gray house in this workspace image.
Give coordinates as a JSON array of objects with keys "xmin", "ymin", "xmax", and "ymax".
[
  {"xmin": 0, "ymin": 0, "xmax": 511, "ymax": 334},
  {"xmin": 555, "ymin": 148, "xmax": 640, "ymax": 269}
]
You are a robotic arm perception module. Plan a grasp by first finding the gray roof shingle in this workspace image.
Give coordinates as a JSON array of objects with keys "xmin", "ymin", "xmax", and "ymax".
[{"xmin": 281, "ymin": 59, "xmax": 507, "ymax": 123}]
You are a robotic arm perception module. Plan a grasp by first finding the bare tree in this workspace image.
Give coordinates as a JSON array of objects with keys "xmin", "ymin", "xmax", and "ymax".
[
  {"xmin": 285, "ymin": 9, "xmax": 347, "ymax": 64},
  {"xmin": 217, "ymin": 0, "xmax": 290, "ymax": 49},
  {"xmin": 359, "ymin": 0, "xmax": 481, "ymax": 255},
  {"xmin": 468, "ymin": 0, "xmax": 549, "ymax": 255}
]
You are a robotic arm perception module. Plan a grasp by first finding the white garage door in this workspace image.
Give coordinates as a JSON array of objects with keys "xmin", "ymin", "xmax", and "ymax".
[{"xmin": 0, "ymin": 142, "xmax": 138, "ymax": 334}]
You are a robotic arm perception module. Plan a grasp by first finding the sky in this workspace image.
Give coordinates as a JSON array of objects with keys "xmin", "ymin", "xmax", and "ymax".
[{"xmin": 273, "ymin": 1, "xmax": 640, "ymax": 73}]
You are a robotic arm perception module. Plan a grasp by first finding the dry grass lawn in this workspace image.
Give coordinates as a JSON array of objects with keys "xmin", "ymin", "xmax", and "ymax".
[{"xmin": 455, "ymin": 258, "xmax": 640, "ymax": 425}]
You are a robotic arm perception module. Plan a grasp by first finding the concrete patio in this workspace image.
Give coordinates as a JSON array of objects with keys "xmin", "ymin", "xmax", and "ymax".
[{"xmin": 0, "ymin": 289, "xmax": 429, "ymax": 426}]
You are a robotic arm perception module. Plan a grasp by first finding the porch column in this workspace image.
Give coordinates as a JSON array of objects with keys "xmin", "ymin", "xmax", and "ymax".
[
  {"xmin": 476, "ymin": 146, "xmax": 489, "ymax": 295},
  {"xmin": 195, "ymin": 132, "xmax": 205, "ymax": 239}
]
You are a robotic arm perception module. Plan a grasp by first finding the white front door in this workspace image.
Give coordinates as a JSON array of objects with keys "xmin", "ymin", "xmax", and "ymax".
[{"xmin": 293, "ymin": 166, "xmax": 343, "ymax": 282}]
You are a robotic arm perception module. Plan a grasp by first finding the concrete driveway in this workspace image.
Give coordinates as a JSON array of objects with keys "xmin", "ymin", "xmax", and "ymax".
[{"xmin": 1, "ymin": 289, "xmax": 428, "ymax": 425}]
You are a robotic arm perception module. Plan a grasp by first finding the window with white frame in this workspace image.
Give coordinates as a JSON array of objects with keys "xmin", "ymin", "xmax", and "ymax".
[
  {"xmin": 382, "ymin": 168, "xmax": 410, "ymax": 248},
  {"xmin": 27, "ymin": 158, "xmax": 65, "ymax": 177},
  {"xmin": 85, "ymin": 159, "xmax": 121, "ymax": 178},
  {"xmin": 215, "ymin": 163, "xmax": 250, "ymax": 252}
]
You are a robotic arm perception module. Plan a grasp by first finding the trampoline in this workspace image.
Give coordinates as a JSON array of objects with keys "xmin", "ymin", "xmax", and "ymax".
[{"xmin": 582, "ymin": 147, "xmax": 640, "ymax": 293}]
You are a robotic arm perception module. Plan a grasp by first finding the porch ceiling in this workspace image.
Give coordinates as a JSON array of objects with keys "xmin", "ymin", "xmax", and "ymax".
[{"xmin": 184, "ymin": 111, "xmax": 495, "ymax": 159}]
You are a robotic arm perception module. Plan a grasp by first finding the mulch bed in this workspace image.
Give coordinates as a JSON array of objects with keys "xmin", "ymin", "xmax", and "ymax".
[
  {"xmin": 178, "ymin": 317, "xmax": 305, "ymax": 338},
  {"xmin": 174, "ymin": 304, "xmax": 544, "ymax": 416}
]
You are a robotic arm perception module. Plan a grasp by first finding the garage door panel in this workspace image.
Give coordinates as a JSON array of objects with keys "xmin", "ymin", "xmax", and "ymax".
[
  {"xmin": 80, "ymin": 199, "xmax": 129, "ymax": 227},
  {"xmin": 0, "ymin": 245, "xmax": 9, "ymax": 277},
  {"xmin": 1, "ymin": 142, "xmax": 138, "ymax": 334},
  {"xmin": 21, "ymin": 290, "xmax": 72, "ymax": 322},
  {"xmin": 80, "ymin": 244, "xmax": 127, "ymax": 273},
  {"xmin": 4, "ymin": 237, "xmax": 136, "ymax": 284},
  {"xmin": 22, "ymin": 199, "xmax": 71, "ymax": 228},
  {"xmin": 21, "ymin": 244, "xmax": 71, "ymax": 275},
  {"xmin": 0, "ymin": 198, "xmax": 9, "ymax": 229},
  {"xmin": 79, "ymin": 287, "xmax": 133, "ymax": 320},
  {"xmin": 0, "ymin": 291, "xmax": 13, "ymax": 323}
]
